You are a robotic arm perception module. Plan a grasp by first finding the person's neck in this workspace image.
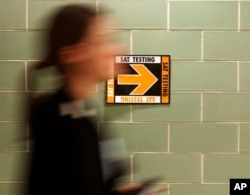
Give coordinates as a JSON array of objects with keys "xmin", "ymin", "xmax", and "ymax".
[{"xmin": 63, "ymin": 76, "xmax": 96, "ymax": 101}]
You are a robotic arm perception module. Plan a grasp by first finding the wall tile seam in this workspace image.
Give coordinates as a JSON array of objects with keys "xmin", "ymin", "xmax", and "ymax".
[
  {"xmin": 121, "ymin": 182, "xmax": 211, "ymax": 185},
  {"xmin": 0, "ymin": 181, "xmax": 27, "ymax": 184},
  {"xmin": 169, "ymin": 0, "xmax": 241, "ymax": 2},
  {"xmin": 167, "ymin": 0, "xmax": 170, "ymax": 30},
  {"xmin": 237, "ymin": 61, "xmax": 240, "ymax": 92},
  {"xmin": 201, "ymin": 154, "xmax": 204, "ymax": 184},
  {"xmin": 0, "ymin": 121, "xmax": 26, "ymax": 124},
  {"xmin": 171, "ymin": 91, "xmax": 242, "ymax": 93},
  {"xmin": 167, "ymin": 123, "xmax": 170, "ymax": 153},
  {"xmin": 109, "ymin": 150, "xmax": 243, "ymax": 154},
  {"xmin": 200, "ymin": 93, "xmax": 204, "ymax": 122},
  {"xmin": 169, "ymin": 28, "xmax": 243, "ymax": 31},
  {"xmin": 0, "ymin": 150, "xmax": 30, "ymax": 154},
  {"xmin": 0, "ymin": 60, "xmax": 28, "ymax": 62},
  {"xmin": 132, "ymin": 152, "xmax": 244, "ymax": 154},
  {"xmin": 172, "ymin": 91, "xmax": 250, "ymax": 94},
  {"xmin": 99, "ymin": 120, "xmax": 250, "ymax": 123},
  {"xmin": 237, "ymin": 123, "xmax": 241, "ymax": 152},
  {"xmin": 0, "ymin": 181, "xmax": 229, "ymax": 185},
  {"xmin": 0, "ymin": 121, "xmax": 27, "ymax": 123},
  {"xmin": 168, "ymin": 183, "xmax": 229, "ymax": 185},
  {"xmin": 131, "ymin": 29, "xmax": 250, "ymax": 32},
  {"xmin": 0, "ymin": 90, "xmax": 55, "ymax": 93},
  {"xmin": 130, "ymin": 153, "xmax": 133, "ymax": 182},
  {"xmin": 129, "ymin": 105, "xmax": 133, "ymax": 122},
  {"xmin": 168, "ymin": 183, "xmax": 230, "ymax": 185},
  {"xmin": 129, "ymin": 31, "xmax": 133, "ymax": 55},
  {"xmin": 130, "ymin": 29, "xmax": 250, "ymax": 32},
  {"xmin": 128, "ymin": 121, "xmax": 250, "ymax": 124},
  {"xmin": 0, "ymin": 150, "xmax": 29, "ymax": 153},
  {"xmin": 26, "ymin": 0, "xmax": 29, "ymax": 30},
  {"xmin": 238, "ymin": 1, "xmax": 241, "ymax": 31},
  {"xmin": 0, "ymin": 29, "xmax": 48, "ymax": 32},
  {"xmin": 78, "ymin": 89, "xmax": 250, "ymax": 93},
  {"xmin": 201, "ymin": 31, "xmax": 204, "ymax": 61},
  {"xmin": 0, "ymin": 60, "xmax": 246, "ymax": 63},
  {"xmin": 2, "ymin": 60, "xmax": 245, "ymax": 63},
  {"xmin": 59, "ymin": 121, "xmax": 250, "ymax": 125},
  {"xmin": 2, "ymin": 90, "xmax": 248, "ymax": 93},
  {"xmin": 2, "ymin": 29, "xmax": 250, "ymax": 32},
  {"xmin": 8, "ymin": 59, "xmax": 244, "ymax": 63}
]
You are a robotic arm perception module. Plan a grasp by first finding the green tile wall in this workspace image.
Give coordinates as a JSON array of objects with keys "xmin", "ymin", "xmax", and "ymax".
[
  {"xmin": 203, "ymin": 93, "xmax": 250, "ymax": 121},
  {"xmin": 0, "ymin": 123, "xmax": 27, "ymax": 151},
  {"xmin": 170, "ymin": 2, "xmax": 237, "ymax": 30},
  {"xmin": 0, "ymin": 93, "xmax": 27, "ymax": 121},
  {"xmin": 204, "ymin": 32, "xmax": 250, "ymax": 61},
  {"xmin": 239, "ymin": 124, "xmax": 250, "ymax": 152},
  {"xmin": 0, "ymin": 153, "xmax": 29, "ymax": 181},
  {"xmin": 133, "ymin": 93, "xmax": 201, "ymax": 122},
  {"xmin": 170, "ymin": 123, "xmax": 237, "ymax": 152},
  {"xmin": 2, "ymin": 0, "xmax": 250, "ymax": 195},
  {"xmin": 0, "ymin": 31, "xmax": 46, "ymax": 60},
  {"xmin": 100, "ymin": 123, "xmax": 168, "ymax": 152},
  {"xmin": 240, "ymin": 2, "xmax": 250, "ymax": 30},
  {"xmin": 240, "ymin": 63, "xmax": 250, "ymax": 91},
  {"xmin": 133, "ymin": 31, "xmax": 201, "ymax": 60},
  {"xmin": 170, "ymin": 184, "xmax": 229, "ymax": 195},
  {"xmin": 204, "ymin": 154, "xmax": 250, "ymax": 183},
  {"xmin": 100, "ymin": 0, "xmax": 168, "ymax": 29},
  {"xmin": 172, "ymin": 62, "xmax": 237, "ymax": 91},
  {"xmin": 0, "ymin": 0, "xmax": 26, "ymax": 30},
  {"xmin": 0, "ymin": 62, "xmax": 25, "ymax": 90},
  {"xmin": 0, "ymin": 183, "xmax": 27, "ymax": 195},
  {"xmin": 134, "ymin": 154, "xmax": 201, "ymax": 183}
]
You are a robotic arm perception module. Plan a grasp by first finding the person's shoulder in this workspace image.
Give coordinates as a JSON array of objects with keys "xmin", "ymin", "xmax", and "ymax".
[
  {"xmin": 32, "ymin": 93, "xmax": 57, "ymax": 111},
  {"xmin": 29, "ymin": 92, "xmax": 59, "ymax": 122}
]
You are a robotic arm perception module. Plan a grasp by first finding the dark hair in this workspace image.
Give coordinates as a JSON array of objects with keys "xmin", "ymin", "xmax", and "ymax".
[{"xmin": 36, "ymin": 4, "xmax": 97, "ymax": 69}]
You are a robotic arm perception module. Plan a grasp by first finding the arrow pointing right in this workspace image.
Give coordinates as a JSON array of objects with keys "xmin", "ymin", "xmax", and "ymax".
[{"xmin": 118, "ymin": 64, "xmax": 158, "ymax": 95}]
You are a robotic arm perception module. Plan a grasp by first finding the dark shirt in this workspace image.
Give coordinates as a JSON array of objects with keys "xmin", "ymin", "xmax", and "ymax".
[{"xmin": 28, "ymin": 90, "xmax": 105, "ymax": 195}]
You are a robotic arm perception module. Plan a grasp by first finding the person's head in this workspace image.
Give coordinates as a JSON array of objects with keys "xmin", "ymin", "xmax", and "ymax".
[{"xmin": 38, "ymin": 4, "xmax": 120, "ymax": 82}]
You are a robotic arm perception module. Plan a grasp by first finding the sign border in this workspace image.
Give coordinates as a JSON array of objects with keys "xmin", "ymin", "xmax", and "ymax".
[{"xmin": 105, "ymin": 55, "xmax": 171, "ymax": 104}]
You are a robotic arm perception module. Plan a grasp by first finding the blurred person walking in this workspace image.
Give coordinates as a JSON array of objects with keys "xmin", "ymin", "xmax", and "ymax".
[{"xmin": 28, "ymin": 4, "xmax": 124, "ymax": 195}]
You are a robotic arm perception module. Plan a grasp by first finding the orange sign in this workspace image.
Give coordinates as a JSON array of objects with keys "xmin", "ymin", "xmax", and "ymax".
[{"xmin": 106, "ymin": 55, "xmax": 171, "ymax": 104}]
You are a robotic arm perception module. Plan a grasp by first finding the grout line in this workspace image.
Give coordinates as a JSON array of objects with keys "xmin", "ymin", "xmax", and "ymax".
[
  {"xmin": 24, "ymin": 61, "xmax": 28, "ymax": 91},
  {"xmin": 130, "ymin": 105, "xmax": 133, "ymax": 122},
  {"xmin": 130, "ymin": 31, "xmax": 133, "ymax": 54},
  {"xmin": 200, "ymin": 93, "xmax": 204, "ymax": 122},
  {"xmin": 237, "ymin": 123, "xmax": 241, "ymax": 153},
  {"xmin": 201, "ymin": 31, "xmax": 204, "ymax": 61},
  {"xmin": 169, "ymin": 182, "xmax": 229, "ymax": 185},
  {"xmin": 1, "ymin": 59, "xmax": 250, "ymax": 63},
  {"xmin": 131, "ymin": 151, "xmax": 246, "ymax": 155},
  {"xmin": 201, "ymin": 154, "xmax": 204, "ymax": 184},
  {"xmin": 167, "ymin": 123, "xmax": 170, "ymax": 153},
  {"xmin": 2, "ymin": 89, "xmax": 250, "ymax": 94},
  {"xmin": 26, "ymin": 0, "xmax": 29, "ymax": 30},
  {"xmin": 238, "ymin": 1, "xmax": 241, "ymax": 32},
  {"xmin": 0, "ymin": 181, "xmax": 28, "ymax": 184},
  {"xmin": 167, "ymin": 0, "xmax": 170, "ymax": 30},
  {"xmin": 237, "ymin": 62, "xmax": 240, "ymax": 92},
  {"xmin": 99, "ymin": 121, "xmax": 250, "ymax": 125},
  {"xmin": 131, "ymin": 153, "xmax": 134, "ymax": 183}
]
